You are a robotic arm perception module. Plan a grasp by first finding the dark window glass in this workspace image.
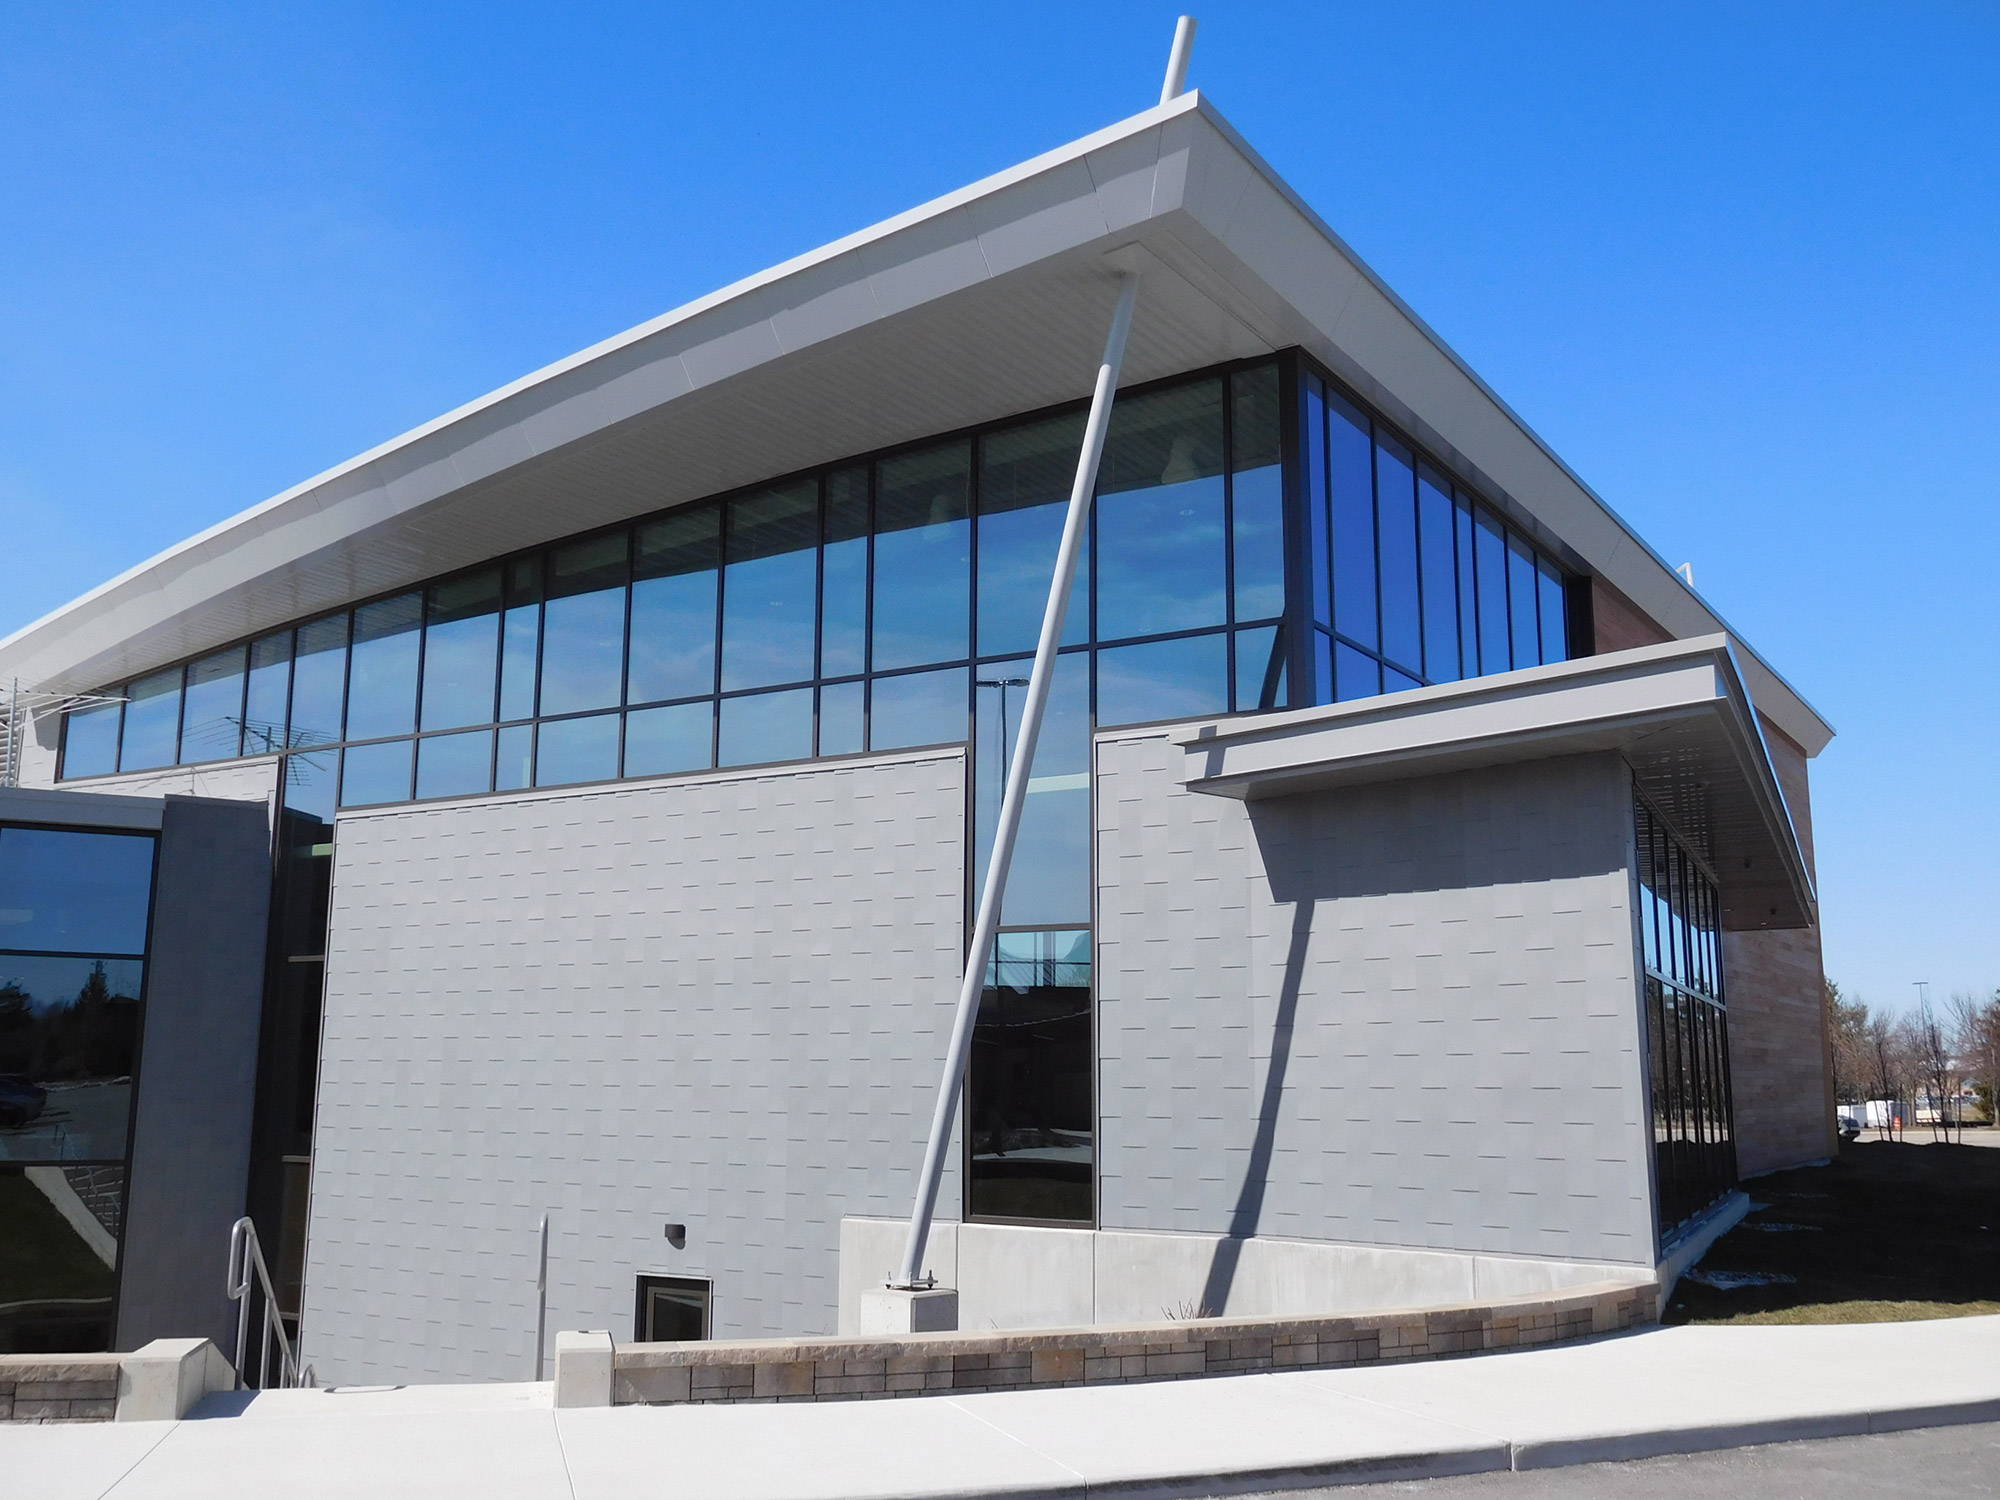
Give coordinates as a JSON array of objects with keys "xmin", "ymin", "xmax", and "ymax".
[
  {"xmin": 290, "ymin": 616, "xmax": 348, "ymax": 748},
  {"xmin": 1508, "ymin": 533, "xmax": 1542, "ymax": 670},
  {"xmin": 534, "ymin": 712, "xmax": 619, "ymax": 787},
  {"xmin": 718, "ymin": 687, "xmax": 813, "ymax": 768},
  {"xmin": 282, "ymin": 748, "xmax": 338, "ymax": 827},
  {"xmin": 541, "ymin": 536, "xmax": 628, "ymax": 716},
  {"xmin": 1230, "ymin": 364, "xmax": 1286, "ymax": 624},
  {"xmin": 244, "ymin": 633, "xmax": 293, "ymax": 756},
  {"xmin": 977, "ymin": 413, "xmax": 1087, "ymax": 658},
  {"xmin": 1313, "ymin": 628, "xmax": 1333, "ymax": 704},
  {"xmin": 1096, "ymin": 632, "xmax": 1227, "ymax": 727},
  {"xmin": 1096, "ymin": 381, "xmax": 1226, "ymax": 641},
  {"xmin": 721, "ymin": 482, "xmax": 817, "ymax": 691},
  {"xmin": 1385, "ymin": 665, "xmax": 1423, "ymax": 693},
  {"xmin": 1304, "ymin": 378, "xmax": 1331, "ymax": 632},
  {"xmin": 119, "ymin": 667, "xmax": 182, "ymax": 772},
  {"xmin": 874, "ymin": 442, "xmax": 970, "ymax": 670},
  {"xmin": 1418, "ymin": 468, "xmax": 1460, "ymax": 684},
  {"xmin": 495, "ymin": 724, "xmax": 533, "ymax": 792},
  {"xmin": 421, "ymin": 571, "xmax": 501, "ymax": 732},
  {"xmin": 60, "ymin": 702, "xmax": 121, "ymax": 780},
  {"xmin": 1454, "ymin": 496, "xmax": 1480, "ymax": 679},
  {"xmin": 1375, "ymin": 435, "xmax": 1421, "ymax": 674},
  {"xmin": 0, "ymin": 827, "xmax": 154, "ymax": 955},
  {"xmin": 817, "ymin": 680, "xmax": 864, "ymax": 757},
  {"xmin": 968, "ymin": 928, "xmax": 1092, "ymax": 1223},
  {"xmin": 339, "ymin": 739, "xmax": 412, "ymax": 806},
  {"xmin": 1474, "ymin": 508, "xmax": 1510, "ymax": 676},
  {"xmin": 869, "ymin": 667, "xmax": 967, "ymax": 751},
  {"xmin": 820, "ymin": 469, "xmax": 869, "ymax": 677},
  {"xmin": 625, "ymin": 702, "xmax": 713, "ymax": 777},
  {"xmin": 631, "ymin": 508, "xmax": 719, "ymax": 705},
  {"xmin": 1326, "ymin": 391, "xmax": 1377, "ymax": 650},
  {"xmin": 974, "ymin": 655, "xmax": 1088, "ymax": 927},
  {"xmin": 179, "ymin": 647, "xmax": 246, "ymax": 764},
  {"xmin": 635, "ymin": 1274, "xmax": 711, "ymax": 1342},
  {"xmin": 346, "ymin": 594, "xmax": 422, "ymax": 741},
  {"xmin": 414, "ymin": 729, "xmax": 493, "ymax": 800},
  {"xmin": 1335, "ymin": 642, "xmax": 1381, "ymax": 702},
  {"xmin": 0, "ymin": 1164, "xmax": 123, "ymax": 1351},
  {"xmin": 1538, "ymin": 559, "xmax": 1569, "ymax": 663},
  {"xmin": 1233, "ymin": 626, "xmax": 1285, "ymax": 713},
  {"xmin": 499, "ymin": 557, "xmax": 543, "ymax": 722},
  {"xmin": 0, "ymin": 956, "xmax": 144, "ymax": 1161}
]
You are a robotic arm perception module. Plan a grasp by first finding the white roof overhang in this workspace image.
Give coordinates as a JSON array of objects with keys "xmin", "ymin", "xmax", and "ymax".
[
  {"xmin": 0, "ymin": 93, "xmax": 1831, "ymax": 755},
  {"xmin": 1173, "ymin": 635, "xmax": 1815, "ymax": 931}
]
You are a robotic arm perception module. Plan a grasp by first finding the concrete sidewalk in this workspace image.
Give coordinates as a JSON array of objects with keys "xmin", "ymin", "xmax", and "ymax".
[{"xmin": 7, "ymin": 1316, "xmax": 1998, "ymax": 1499}]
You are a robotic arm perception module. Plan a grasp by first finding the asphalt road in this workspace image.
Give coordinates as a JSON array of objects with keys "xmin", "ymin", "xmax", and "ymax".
[{"xmin": 1262, "ymin": 1421, "xmax": 2000, "ymax": 1498}]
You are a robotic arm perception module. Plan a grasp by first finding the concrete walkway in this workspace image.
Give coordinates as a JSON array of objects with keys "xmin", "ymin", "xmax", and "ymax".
[{"xmin": 7, "ymin": 1316, "xmax": 1998, "ymax": 1499}]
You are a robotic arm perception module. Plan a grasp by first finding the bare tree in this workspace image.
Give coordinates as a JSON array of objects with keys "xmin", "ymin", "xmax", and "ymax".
[
  {"xmin": 1827, "ymin": 979, "xmax": 1873, "ymax": 1107},
  {"xmin": 1865, "ymin": 1011, "xmax": 1907, "ymax": 1139},
  {"xmin": 1949, "ymin": 989, "xmax": 1999, "ymax": 1128},
  {"xmin": 1903, "ymin": 992, "xmax": 1960, "ymax": 1143}
]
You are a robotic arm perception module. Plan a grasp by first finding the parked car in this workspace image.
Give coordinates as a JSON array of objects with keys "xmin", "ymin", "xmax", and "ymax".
[
  {"xmin": 0, "ymin": 1074, "xmax": 48, "ymax": 1129},
  {"xmin": 1837, "ymin": 1111, "xmax": 1862, "ymax": 1142}
]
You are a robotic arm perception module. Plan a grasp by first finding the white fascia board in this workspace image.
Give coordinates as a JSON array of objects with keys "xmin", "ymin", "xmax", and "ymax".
[{"xmin": 1173, "ymin": 635, "xmax": 1814, "ymax": 929}]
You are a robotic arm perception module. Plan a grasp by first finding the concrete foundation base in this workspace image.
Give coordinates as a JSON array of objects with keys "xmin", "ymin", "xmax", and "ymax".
[
  {"xmin": 857, "ymin": 1287, "xmax": 959, "ymax": 1334},
  {"xmin": 839, "ymin": 1218, "xmax": 1653, "ymax": 1334}
]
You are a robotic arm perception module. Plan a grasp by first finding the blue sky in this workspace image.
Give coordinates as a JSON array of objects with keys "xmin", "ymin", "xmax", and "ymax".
[{"xmin": 2, "ymin": 3, "xmax": 1994, "ymax": 1013}]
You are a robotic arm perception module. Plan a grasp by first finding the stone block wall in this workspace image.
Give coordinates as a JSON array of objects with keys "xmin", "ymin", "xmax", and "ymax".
[
  {"xmin": 0, "ymin": 1354, "xmax": 122, "ymax": 1422},
  {"xmin": 607, "ymin": 1281, "xmax": 1653, "ymax": 1406}
]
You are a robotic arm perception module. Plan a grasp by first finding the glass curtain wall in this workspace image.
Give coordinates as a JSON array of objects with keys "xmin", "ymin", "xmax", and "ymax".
[
  {"xmin": 1636, "ymin": 798, "xmax": 1736, "ymax": 1243},
  {"xmin": 0, "ymin": 822, "xmax": 157, "ymax": 1352},
  {"xmin": 53, "ymin": 350, "xmax": 1582, "ymax": 1232},
  {"xmin": 1300, "ymin": 366, "xmax": 1571, "ymax": 701}
]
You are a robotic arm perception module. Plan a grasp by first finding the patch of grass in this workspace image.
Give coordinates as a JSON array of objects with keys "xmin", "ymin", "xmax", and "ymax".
[
  {"xmin": 1698, "ymin": 1300, "xmax": 2000, "ymax": 1326},
  {"xmin": 0, "ymin": 1171, "xmax": 117, "ymax": 1305},
  {"xmin": 1664, "ymin": 1138, "xmax": 2000, "ymax": 1327}
]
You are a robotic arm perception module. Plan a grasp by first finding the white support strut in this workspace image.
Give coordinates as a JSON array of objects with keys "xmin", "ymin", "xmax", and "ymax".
[{"xmin": 894, "ymin": 272, "xmax": 1140, "ymax": 1291}]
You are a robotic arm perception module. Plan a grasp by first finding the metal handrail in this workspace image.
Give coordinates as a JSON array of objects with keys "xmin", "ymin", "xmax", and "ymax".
[{"xmin": 226, "ymin": 1217, "xmax": 314, "ymax": 1390}]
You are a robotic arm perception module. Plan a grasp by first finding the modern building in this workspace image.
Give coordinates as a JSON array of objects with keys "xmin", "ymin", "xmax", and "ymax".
[{"xmin": 0, "ymin": 80, "xmax": 1832, "ymax": 1379}]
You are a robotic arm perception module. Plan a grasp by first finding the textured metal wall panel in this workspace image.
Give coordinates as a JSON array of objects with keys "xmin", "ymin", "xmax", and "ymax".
[
  {"xmin": 301, "ymin": 750, "xmax": 965, "ymax": 1385},
  {"xmin": 1094, "ymin": 732, "xmax": 1654, "ymax": 1270}
]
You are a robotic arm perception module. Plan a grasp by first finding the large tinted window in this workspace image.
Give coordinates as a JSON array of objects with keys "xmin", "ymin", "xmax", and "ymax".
[
  {"xmin": 873, "ymin": 443, "xmax": 970, "ymax": 671},
  {"xmin": 179, "ymin": 647, "xmax": 246, "ymax": 764},
  {"xmin": 540, "ymin": 536, "xmax": 627, "ymax": 716},
  {"xmin": 722, "ymin": 482, "xmax": 818, "ymax": 691},
  {"xmin": 346, "ymin": 593, "xmax": 422, "ymax": 741},
  {"xmin": 119, "ymin": 668, "xmax": 182, "ymax": 772},
  {"xmin": 978, "ymin": 414, "xmax": 1086, "ymax": 659},
  {"xmin": 421, "ymin": 572, "xmax": 501, "ymax": 731},
  {"xmin": 1229, "ymin": 364, "xmax": 1286, "ymax": 623},
  {"xmin": 0, "ymin": 828, "xmax": 155, "ymax": 955},
  {"xmin": 1095, "ymin": 381, "xmax": 1226, "ymax": 641},
  {"xmin": 630, "ymin": 507, "xmax": 718, "ymax": 704}
]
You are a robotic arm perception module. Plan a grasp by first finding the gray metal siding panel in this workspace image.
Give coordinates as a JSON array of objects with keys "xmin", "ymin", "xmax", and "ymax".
[
  {"xmin": 301, "ymin": 751, "xmax": 965, "ymax": 1385},
  {"xmin": 118, "ymin": 795, "xmax": 273, "ymax": 1350},
  {"xmin": 1094, "ymin": 734, "xmax": 1652, "ymax": 1268}
]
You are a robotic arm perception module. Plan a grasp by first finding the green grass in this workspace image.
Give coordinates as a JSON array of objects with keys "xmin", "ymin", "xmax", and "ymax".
[
  {"xmin": 1665, "ymin": 1140, "xmax": 2000, "ymax": 1328},
  {"xmin": 1698, "ymin": 1299, "xmax": 2000, "ymax": 1326},
  {"xmin": 0, "ymin": 1171, "xmax": 118, "ymax": 1307}
]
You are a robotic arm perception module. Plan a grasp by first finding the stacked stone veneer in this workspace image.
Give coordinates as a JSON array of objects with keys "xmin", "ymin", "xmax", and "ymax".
[
  {"xmin": 0, "ymin": 1354, "xmax": 122, "ymax": 1422},
  {"xmin": 610, "ymin": 1281, "xmax": 1652, "ymax": 1405}
]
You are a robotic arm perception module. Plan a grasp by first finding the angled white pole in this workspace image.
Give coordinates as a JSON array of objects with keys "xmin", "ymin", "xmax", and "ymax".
[
  {"xmin": 1160, "ymin": 16, "xmax": 1197, "ymax": 104},
  {"xmin": 894, "ymin": 272, "xmax": 1140, "ymax": 1290}
]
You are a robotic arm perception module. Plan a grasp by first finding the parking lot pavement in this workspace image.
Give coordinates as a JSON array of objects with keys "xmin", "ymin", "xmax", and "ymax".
[{"xmin": 1276, "ymin": 1420, "xmax": 2000, "ymax": 1498}]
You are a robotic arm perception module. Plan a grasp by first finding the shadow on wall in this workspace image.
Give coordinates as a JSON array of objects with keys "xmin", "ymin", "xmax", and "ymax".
[{"xmin": 1194, "ymin": 759, "xmax": 1631, "ymax": 1310}]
